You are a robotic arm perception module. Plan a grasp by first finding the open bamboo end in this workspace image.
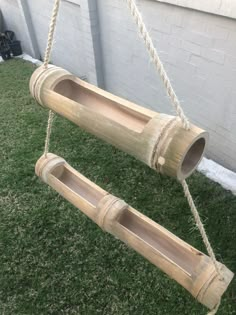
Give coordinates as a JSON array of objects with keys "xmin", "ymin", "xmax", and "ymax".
[
  {"xmin": 161, "ymin": 122, "xmax": 209, "ymax": 180},
  {"xmin": 178, "ymin": 134, "xmax": 208, "ymax": 179},
  {"xmin": 35, "ymin": 153, "xmax": 66, "ymax": 183},
  {"xmin": 30, "ymin": 65, "xmax": 72, "ymax": 106},
  {"xmin": 197, "ymin": 263, "xmax": 234, "ymax": 310}
]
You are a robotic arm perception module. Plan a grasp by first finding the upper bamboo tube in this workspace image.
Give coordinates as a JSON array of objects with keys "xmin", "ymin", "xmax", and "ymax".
[
  {"xmin": 30, "ymin": 66, "xmax": 208, "ymax": 180},
  {"xmin": 36, "ymin": 153, "xmax": 233, "ymax": 310}
]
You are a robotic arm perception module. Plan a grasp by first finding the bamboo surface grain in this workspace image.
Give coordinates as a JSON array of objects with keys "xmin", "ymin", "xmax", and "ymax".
[{"xmin": 30, "ymin": 66, "xmax": 209, "ymax": 180}]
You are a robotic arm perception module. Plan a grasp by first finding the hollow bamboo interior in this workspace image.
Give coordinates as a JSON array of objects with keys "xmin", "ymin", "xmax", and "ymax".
[
  {"xmin": 35, "ymin": 153, "xmax": 234, "ymax": 310},
  {"xmin": 30, "ymin": 66, "xmax": 209, "ymax": 180}
]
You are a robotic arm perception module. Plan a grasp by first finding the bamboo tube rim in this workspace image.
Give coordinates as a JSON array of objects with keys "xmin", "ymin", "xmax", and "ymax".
[{"xmin": 177, "ymin": 131, "xmax": 208, "ymax": 180}]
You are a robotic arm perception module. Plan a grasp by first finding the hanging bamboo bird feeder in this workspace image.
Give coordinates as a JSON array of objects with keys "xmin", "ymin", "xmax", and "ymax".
[
  {"xmin": 30, "ymin": 65, "xmax": 208, "ymax": 180},
  {"xmin": 31, "ymin": 0, "xmax": 234, "ymax": 313},
  {"xmin": 36, "ymin": 153, "xmax": 234, "ymax": 310}
]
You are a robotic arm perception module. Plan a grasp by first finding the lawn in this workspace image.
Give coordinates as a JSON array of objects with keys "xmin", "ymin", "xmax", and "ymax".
[{"xmin": 0, "ymin": 59, "xmax": 235, "ymax": 315}]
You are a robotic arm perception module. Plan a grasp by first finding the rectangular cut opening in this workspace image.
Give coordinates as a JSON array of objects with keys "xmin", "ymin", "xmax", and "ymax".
[
  {"xmin": 51, "ymin": 164, "xmax": 105, "ymax": 207},
  {"xmin": 54, "ymin": 79, "xmax": 151, "ymax": 133},
  {"xmin": 119, "ymin": 208, "xmax": 202, "ymax": 276}
]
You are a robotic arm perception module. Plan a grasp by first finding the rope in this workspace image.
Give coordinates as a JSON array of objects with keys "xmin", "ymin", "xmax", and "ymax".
[
  {"xmin": 151, "ymin": 117, "xmax": 177, "ymax": 170},
  {"xmin": 39, "ymin": 2, "xmax": 223, "ymax": 312},
  {"xmin": 44, "ymin": 110, "xmax": 55, "ymax": 157},
  {"xmin": 43, "ymin": 0, "xmax": 61, "ymax": 157},
  {"xmin": 125, "ymin": 0, "xmax": 190, "ymax": 130},
  {"xmin": 43, "ymin": 0, "xmax": 60, "ymax": 68},
  {"xmin": 125, "ymin": 4, "xmax": 223, "ymax": 311},
  {"xmin": 181, "ymin": 180, "xmax": 222, "ymax": 278}
]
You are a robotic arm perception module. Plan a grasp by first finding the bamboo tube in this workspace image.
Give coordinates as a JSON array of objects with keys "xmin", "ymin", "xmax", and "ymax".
[
  {"xmin": 36, "ymin": 153, "xmax": 234, "ymax": 310},
  {"xmin": 30, "ymin": 66, "xmax": 209, "ymax": 180}
]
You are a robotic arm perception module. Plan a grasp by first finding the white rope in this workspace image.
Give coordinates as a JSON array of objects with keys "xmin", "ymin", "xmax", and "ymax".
[
  {"xmin": 152, "ymin": 117, "xmax": 177, "ymax": 170},
  {"xmin": 43, "ymin": 0, "xmax": 61, "ymax": 157},
  {"xmin": 182, "ymin": 178, "xmax": 223, "ymax": 314},
  {"xmin": 181, "ymin": 180, "xmax": 222, "ymax": 278},
  {"xmin": 44, "ymin": 110, "xmax": 55, "ymax": 157},
  {"xmin": 43, "ymin": 0, "xmax": 60, "ymax": 68},
  {"xmin": 124, "ymin": 3, "xmax": 223, "ymax": 308},
  {"xmin": 40, "ymin": 2, "xmax": 223, "ymax": 312},
  {"xmin": 125, "ymin": 0, "xmax": 190, "ymax": 130}
]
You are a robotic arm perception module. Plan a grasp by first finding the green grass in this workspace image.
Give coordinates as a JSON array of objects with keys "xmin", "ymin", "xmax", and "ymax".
[{"xmin": 0, "ymin": 59, "xmax": 235, "ymax": 315}]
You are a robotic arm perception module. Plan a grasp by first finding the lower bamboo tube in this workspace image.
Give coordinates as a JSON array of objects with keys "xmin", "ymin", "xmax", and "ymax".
[
  {"xmin": 36, "ymin": 153, "xmax": 234, "ymax": 310},
  {"xmin": 30, "ymin": 65, "xmax": 209, "ymax": 180}
]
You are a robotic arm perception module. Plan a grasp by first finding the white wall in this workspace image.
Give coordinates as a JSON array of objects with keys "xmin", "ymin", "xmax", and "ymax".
[
  {"xmin": 156, "ymin": 0, "xmax": 236, "ymax": 19},
  {"xmin": 0, "ymin": 0, "xmax": 236, "ymax": 171},
  {"xmin": 0, "ymin": 9, "xmax": 3, "ymax": 31},
  {"xmin": 26, "ymin": 0, "xmax": 87, "ymax": 77}
]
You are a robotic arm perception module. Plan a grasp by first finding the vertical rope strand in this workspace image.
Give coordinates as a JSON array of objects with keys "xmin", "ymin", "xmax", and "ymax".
[
  {"xmin": 43, "ymin": 0, "xmax": 61, "ymax": 157},
  {"xmin": 43, "ymin": 0, "xmax": 61, "ymax": 68},
  {"xmin": 125, "ymin": 0, "xmax": 190, "ymax": 130},
  {"xmin": 44, "ymin": 110, "xmax": 55, "ymax": 157},
  {"xmin": 181, "ymin": 180, "xmax": 222, "ymax": 278}
]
